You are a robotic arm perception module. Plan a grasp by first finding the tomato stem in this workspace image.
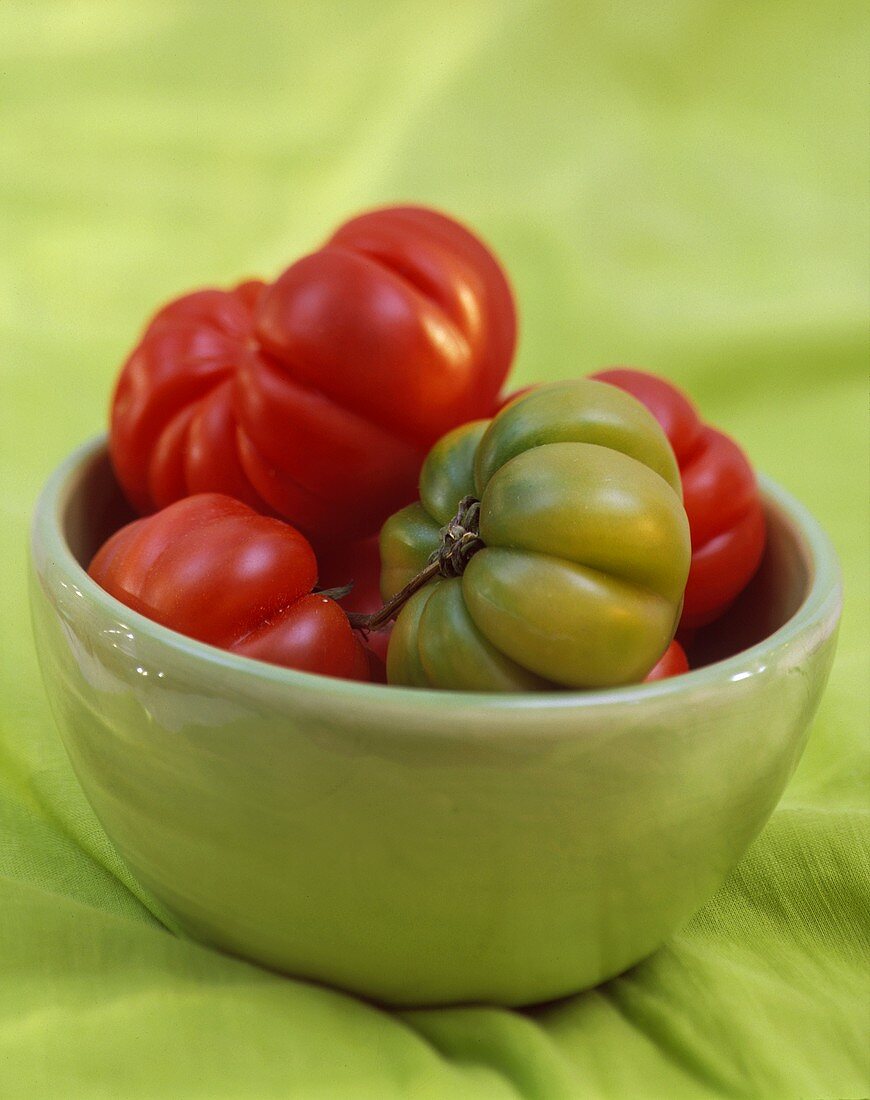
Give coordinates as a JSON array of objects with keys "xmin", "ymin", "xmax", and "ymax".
[
  {"xmin": 348, "ymin": 495, "xmax": 484, "ymax": 633},
  {"xmin": 347, "ymin": 560, "xmax": 441, "ymax": 633}
]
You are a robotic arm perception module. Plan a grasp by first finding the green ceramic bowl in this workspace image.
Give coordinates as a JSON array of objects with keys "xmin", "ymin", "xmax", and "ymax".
[{"xmin": 29, "ymin": 438, "xmax": 841, "ymax": 1007}]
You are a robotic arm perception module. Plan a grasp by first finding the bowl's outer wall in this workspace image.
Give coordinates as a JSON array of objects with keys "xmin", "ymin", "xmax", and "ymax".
[{"xmin": 29, "ymin": 441, "xmax": 842, "ymax": 1007}]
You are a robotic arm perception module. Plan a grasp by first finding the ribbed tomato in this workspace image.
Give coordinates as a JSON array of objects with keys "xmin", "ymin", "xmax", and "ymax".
[
  {"xmin": 110, "ymin": 205, "xmax": 516, "ymax": 545},
  {"xmin": 380, "ymin": 380, "xmax": 691, "ymax": 691},
  {"xmin": 592, "ymin": 368, "xmax": 766, "ymax": 628},
  {"xmin": 110, "ymin": 280, "xmax": 267, "ymax": 517},
  {"xmin": 88, "ymin": 494, "xmax": 372, "ymax": 681}
]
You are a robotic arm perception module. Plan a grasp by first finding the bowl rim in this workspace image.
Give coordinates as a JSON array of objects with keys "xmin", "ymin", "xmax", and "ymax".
[{"xmin": 31, "ymin": 435, "xmax": 843, "ymax": 714}]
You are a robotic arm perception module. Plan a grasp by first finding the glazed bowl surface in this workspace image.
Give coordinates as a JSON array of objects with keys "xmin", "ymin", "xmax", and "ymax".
[{"xmin": 29, "ymin": 438, "xmax": 841, "ymax": 1007}]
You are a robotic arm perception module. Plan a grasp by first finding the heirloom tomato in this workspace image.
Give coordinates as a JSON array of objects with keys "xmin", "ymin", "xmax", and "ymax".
[
  {"xmin": 88, "ymin": 494, "xmax": 372, "ymax": 681},
  {"xmin": 110, "ymin": 205, "xmax": 516, "ymax": 544},
  {"xmin": 380, "ymin": 380, "xmax": 691, "ymax": 691},
  {"xmin": 109, "ymin": 280, "xmax": 266, "ymax": 517},
  {"xmin": 592, "ymin": 368, "xmax": 766, "ymax": 628}
]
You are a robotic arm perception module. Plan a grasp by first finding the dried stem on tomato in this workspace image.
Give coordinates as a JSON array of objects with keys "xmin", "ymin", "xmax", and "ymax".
[{"xmin": 348, "ymin": 495, "xmax": 484, "ymax": 633}]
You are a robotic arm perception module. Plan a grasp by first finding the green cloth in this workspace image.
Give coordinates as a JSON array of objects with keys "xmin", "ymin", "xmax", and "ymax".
[{"xmin": 2, "ymin": 2, "xmax": 868, "ymax": 1096}]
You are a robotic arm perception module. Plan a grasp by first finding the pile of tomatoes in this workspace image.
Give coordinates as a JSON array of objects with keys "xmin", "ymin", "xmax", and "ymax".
[{"xmin": 91, "ymin": 205, "xmax": 765, "ymax": 691}]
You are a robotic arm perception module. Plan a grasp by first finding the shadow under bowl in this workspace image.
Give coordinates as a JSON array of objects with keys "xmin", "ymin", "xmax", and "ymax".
[{"xmin": 29, "ymin": 438, "xmax": 842, "ymax": 1007}]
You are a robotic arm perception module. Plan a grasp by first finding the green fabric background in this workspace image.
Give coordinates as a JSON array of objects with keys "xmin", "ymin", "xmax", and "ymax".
[{"xmin": 2, "ymin": 2, "xmax": 868, "ymax": 1097}]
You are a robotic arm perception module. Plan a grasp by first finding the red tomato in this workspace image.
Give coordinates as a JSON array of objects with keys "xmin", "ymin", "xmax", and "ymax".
[
  {"xmin": 317, "ymin": 536, "xmax": 392, "ymax": 664},
  {"xmin": 644, "ymin": 640, "xmax": 690, "ymax": 682},
  {"xmin": 88, "ymin": 494, "xmax": 371, "ymax": 681},
  {"xmin": 110, "ymin": 206, "xmax": 516, "ymax": 545},
  {"xmin": 592, "ymin": 368, "xmax": 766, "ymax": 628},
  {"xmin": 110, "ymin": 281, "xmax": 268, "ymax": 517}
]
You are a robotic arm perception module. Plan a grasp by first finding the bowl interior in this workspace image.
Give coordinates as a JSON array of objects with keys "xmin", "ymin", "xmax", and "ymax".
[{"xmin": 62, "ymin": 446, "xmax": 815, "ymax": 675}]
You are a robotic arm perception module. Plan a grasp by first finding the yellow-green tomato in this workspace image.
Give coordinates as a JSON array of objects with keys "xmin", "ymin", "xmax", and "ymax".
[{"xmin": 382, "ymin": 379, "xmax": 691, "ymax": 690}]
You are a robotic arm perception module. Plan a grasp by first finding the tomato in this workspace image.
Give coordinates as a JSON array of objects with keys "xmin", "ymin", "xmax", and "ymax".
[
  {"xmin": 110, "ymin": 280, "xmax": 268, "ymax": 517},
  {"xmin": 88, "ymin": 494, "xmax": 372, "ymax": 681},
  {"xmin": 317, "ymin": 536, "xmax": 391, "ymax": 664},
  {"xmin": 591, "ymin": 368, "xmax": 766, "ymax": 628},
  {"xmin": 380, "ymin": 380, "xmax": 691, "ymax": 690},
  {"xmin": 110, "ymin": 205, "xmax": 516, "ymax": 545},
  {"xmin": 645, "ymin": 639, "xmax": 689, "ymax": 681}
]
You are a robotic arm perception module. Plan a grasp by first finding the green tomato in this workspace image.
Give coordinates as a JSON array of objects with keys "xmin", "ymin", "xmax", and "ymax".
[{"xmin": 382, "ymin": 379, "xmax": 691, "ymax": 691}]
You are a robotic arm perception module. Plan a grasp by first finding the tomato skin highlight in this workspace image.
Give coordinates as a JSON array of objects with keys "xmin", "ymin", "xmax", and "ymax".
[
  {"xmin": 109, "ymin": 206, "xmax": 516, "ymax": 544},
  {"xmin": 591, "ymin": 368, "xmax": 766, "ymax": 628},
  {"xmin": 382, "ymin": 379, "xmax": 691, "ymax": 691},
  {"xmin": 88, "ymin": 494, "xmax": 371, "ymax": 681},
  {"xmin": 326, "ymin": 206, "xmax": 517, "ymax": 425}
]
